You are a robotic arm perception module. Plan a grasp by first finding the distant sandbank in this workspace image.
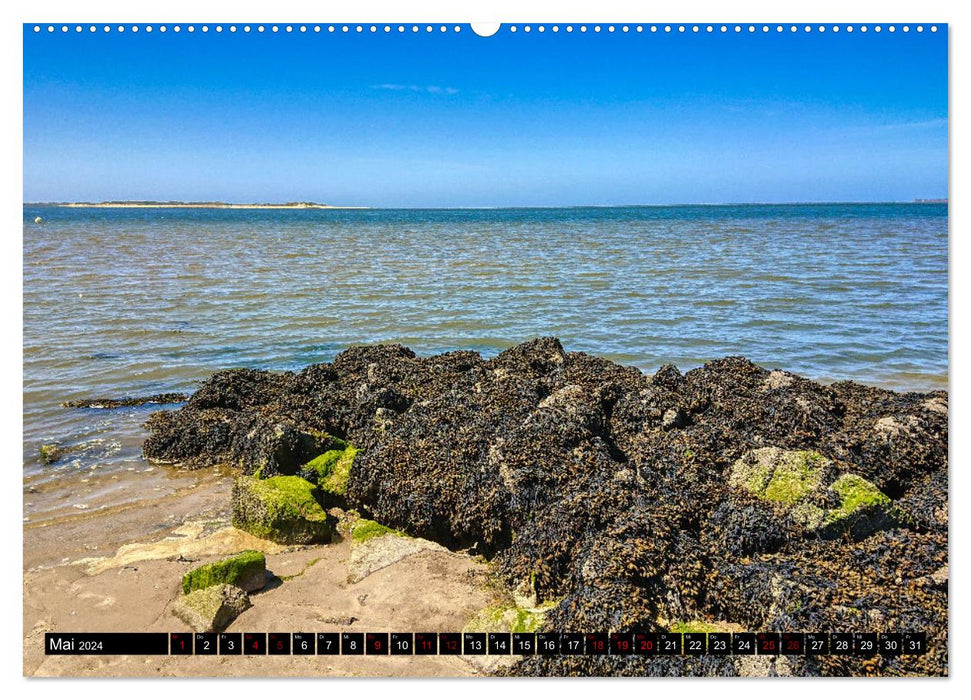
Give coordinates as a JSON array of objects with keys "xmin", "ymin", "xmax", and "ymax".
[{"xmin": 33, "ymin": 201, "xmax": 368, "ymax": 210}]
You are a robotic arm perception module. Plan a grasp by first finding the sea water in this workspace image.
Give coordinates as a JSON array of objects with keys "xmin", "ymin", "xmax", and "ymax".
[{"xmin": 22, "ymin": 203, "xmax": 948, "ymax": 512}]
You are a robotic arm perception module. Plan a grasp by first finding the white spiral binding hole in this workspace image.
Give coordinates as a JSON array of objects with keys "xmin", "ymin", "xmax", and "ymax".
[{"xmin": 30, "ymin": 23, "xmax": 940, "ymax": 37}]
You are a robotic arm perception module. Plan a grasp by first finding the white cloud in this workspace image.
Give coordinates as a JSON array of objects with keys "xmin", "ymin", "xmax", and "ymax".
[
  {"xmin": 881, "ymin": 118, "xmax": 948, "ymax": 130},
  {"xmin": 371, "ymin": 83, "xmax": 459, "ymax": 95}
]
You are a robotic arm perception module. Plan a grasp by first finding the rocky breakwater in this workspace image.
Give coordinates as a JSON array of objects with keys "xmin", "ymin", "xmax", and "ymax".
[{"xmin": 143, "ymin": 338, "xmax": 948, "ymax": 676}]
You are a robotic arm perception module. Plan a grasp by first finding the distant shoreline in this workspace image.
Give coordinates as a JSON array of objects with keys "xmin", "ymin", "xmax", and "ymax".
[
  {"xmin": 33, "ymin": 202, "xmax": 368, "ymax": 210},
  {"xmin": 24, "ymin": 200, "xmax": 943, "ymax": 211}
]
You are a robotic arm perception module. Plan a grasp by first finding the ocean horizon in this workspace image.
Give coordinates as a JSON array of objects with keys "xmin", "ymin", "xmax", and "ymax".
[{"xmin": 25, "ymin": 200, "xmax": 948, "ymax": 208}]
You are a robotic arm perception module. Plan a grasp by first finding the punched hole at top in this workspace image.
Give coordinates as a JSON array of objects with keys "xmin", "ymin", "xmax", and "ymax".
[{"xmin": 471, "ymin": 23, "xmax": 500, "ymax": 37}]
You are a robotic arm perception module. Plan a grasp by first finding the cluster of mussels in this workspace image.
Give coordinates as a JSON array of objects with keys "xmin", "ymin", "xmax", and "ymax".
[{"xmin": 142, "ymin": 338, "xmax": 948, "ymax": 676}]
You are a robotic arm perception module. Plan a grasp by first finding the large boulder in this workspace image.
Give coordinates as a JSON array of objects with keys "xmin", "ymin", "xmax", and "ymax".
[{"xmin": 231, "ymin": 475, "xmax": 332, "ymax": 544}]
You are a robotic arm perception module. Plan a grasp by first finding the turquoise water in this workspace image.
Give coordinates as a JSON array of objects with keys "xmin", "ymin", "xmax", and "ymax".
[{"xmin": 22, "ymin": 203, "xmax": 948, "ymax": 489}]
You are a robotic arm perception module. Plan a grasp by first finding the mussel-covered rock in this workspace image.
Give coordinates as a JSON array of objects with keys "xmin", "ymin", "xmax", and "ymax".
[{"xmin": 143, "ymin": 338, "xmax": 948, "ymax": 676}]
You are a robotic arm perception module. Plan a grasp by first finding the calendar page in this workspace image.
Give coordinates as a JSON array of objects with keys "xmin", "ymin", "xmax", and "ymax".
[{"xmin": 22, "ymin": 17, "xmax": 948, "ymax": 679}]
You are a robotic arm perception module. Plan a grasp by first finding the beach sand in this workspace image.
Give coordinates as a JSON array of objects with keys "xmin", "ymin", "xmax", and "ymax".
[{"xmin": 23, "ymin": 471, "xmax": 493, "ymax": 677}]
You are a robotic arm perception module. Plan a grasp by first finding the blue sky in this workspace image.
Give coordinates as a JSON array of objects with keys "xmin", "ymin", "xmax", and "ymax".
[{"xmin": 23, "ymin": 25, "xmax": 947, "ymax": 206}]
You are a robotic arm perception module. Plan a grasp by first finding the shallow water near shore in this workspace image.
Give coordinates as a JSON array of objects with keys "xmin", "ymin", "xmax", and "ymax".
[{"xmin": 23, "ymin": 203, "xmax": 947, "ymax": 516}]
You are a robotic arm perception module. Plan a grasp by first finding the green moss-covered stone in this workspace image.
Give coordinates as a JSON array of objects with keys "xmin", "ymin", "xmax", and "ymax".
[
  {"xmin": 181, "ymin": 550, "xmax": 266, "ymax": 595},
  {"xmin": 463, "ymin": 600, "xmax": 558, "ymax": 634},
  {"xmin": 299, "ymin": 444, "xmax": 358, "ymax": 501},
  {"xmin": 670, "ymin": 620, "xmax": 720, "ymax": 634},
  {"xmin": 819, "ymin": 473, "xmax": 909, "ymax": 539},
  {"xmin": 231, "ymin": 475, "xmax": 332, "ymax": 544},
  {"xmin": 325, "ymin": 446, "xmax": 357, "ymax": 494},
  {"xmin": 763, "ymin": 452, "xmax": 826, "ymax": 504},
  {"xmin": 302, "ymin": 449, "xmax": 342, "ymax": 482},
  {"xmin": 730, "ymin": 447, "xmax": 908, "ymax": 540},
  {"xmin": 350, "ymin": 518, "xmax": 406, "ymax": 544},
  {"xmin": 827, "ymin": 473, "xmax": 891, "ymax": 522},
  {"xmin": 39, "ymin": 443, "xmax": 62, "ymax": 464},
  {"xmin": 730, "ymin": 448, "xmax": 826, "ymax": 504}
]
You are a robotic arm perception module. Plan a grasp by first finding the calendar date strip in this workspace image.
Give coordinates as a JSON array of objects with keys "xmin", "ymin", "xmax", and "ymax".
[{"xmin": 46, "ymin": 631, "xmax": 927, "ymax": 657}]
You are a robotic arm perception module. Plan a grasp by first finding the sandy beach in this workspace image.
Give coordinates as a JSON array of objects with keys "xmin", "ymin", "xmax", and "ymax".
[{"xmin": 23, "ymin": 469, "xmax": 498, "ymax": 677}]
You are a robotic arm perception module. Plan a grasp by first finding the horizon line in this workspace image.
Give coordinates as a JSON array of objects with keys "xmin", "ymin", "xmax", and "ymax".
[{"xmin": 23, "ymin": 199, "xmax": 948, "ymax": 210}]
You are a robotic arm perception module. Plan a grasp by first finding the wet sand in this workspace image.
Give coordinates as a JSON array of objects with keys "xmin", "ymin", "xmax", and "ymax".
[{"xmin": 23, "ymin": 471, "xmax": 495, "ymax": 677}]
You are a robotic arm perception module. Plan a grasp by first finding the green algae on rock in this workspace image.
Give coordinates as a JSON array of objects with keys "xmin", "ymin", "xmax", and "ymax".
[
  {"xmin": 181, "ymin": 550, "xmax": 266, "ymax": 595},
  {"xmin": 463, "ymin": 599, "xmax": 558, "ymax": 634},
  {"xmin": 669, "ymin": 620, "xmax": 723, "ymax": 634},
  {"xmin": 39, "ymin": 443, "xmax": 62, "ymax": 464},
  {"xmin": 820, "ymin": 473, "xmax": 912, "ymax": 539},
  {"xmin": 350, "ymin": 517, "xmax": 406, "ymax": 544},
  {"xmin": 828, "ymin": 473, "xmax": 890, "ymax": 519},
  {"xmin": 300, "ymin": 444, "xmax": 358, "ymax": 501},
  {"xmin": 171, "ymin": 583, "xmax": 251, "ymax": 632},
  {"xmin": 729, "ymin": 447, "xmax": 905, "ymax": 539},
  {"xmin": 764, "ymin": 453, "xmax": 827, "ymax": 504},
  {"xmin": 729, "ymin": 448, "xmax": 827, "ymax": 504},
  {"xmin": 301, "ymin": 449, "xmax": 341, "ymax": 482},
  {"xmin": 231, "ymin": 475, "xmax": 332, "ymax": 544}
]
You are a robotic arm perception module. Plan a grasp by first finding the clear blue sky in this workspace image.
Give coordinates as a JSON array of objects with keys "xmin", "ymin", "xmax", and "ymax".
[{"xmin": 23, "ymin": 25, "xmax": 948, "ymax": 206}]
